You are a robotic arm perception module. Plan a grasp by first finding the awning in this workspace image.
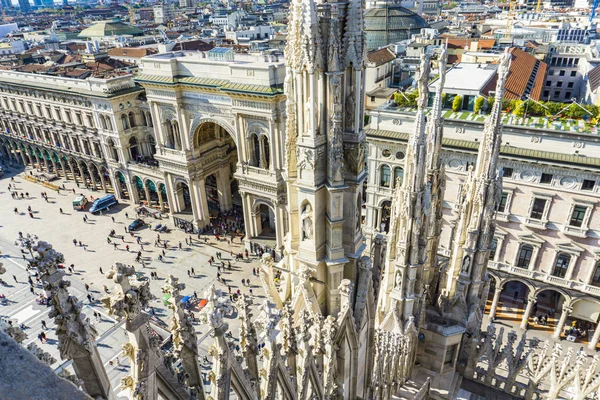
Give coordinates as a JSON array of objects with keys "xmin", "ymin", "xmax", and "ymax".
[
  {"xmin": 181, "ymin": 295, "xmax": 191, "ymax": 303},
  {"xmin": 162, "ymin": 293, "xmax": 171, "ymax": 306}
]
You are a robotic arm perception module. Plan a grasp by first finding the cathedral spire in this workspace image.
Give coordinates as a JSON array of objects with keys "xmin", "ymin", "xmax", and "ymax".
[
  {"xmin": 423, "ymin": 47, "xmax": 448, "ymax": 304},
  {"xmin": 377, "ymin": 54, "xmax": 432, "ymax": 330},
  {"xmin": 441, "ymin": 49, "xmax": 512, "ymax": 329}
]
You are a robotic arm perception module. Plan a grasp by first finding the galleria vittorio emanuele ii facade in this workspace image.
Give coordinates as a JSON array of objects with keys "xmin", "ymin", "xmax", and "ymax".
[{"xmin": 1, "ymin": 0, "xmax": 600, "ymax": 399}]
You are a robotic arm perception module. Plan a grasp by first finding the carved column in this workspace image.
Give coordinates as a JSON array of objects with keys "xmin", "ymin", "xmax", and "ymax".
[
  {"xmin": 553, "ymin": 306, "xmax": 572, "ymax": 339},
  {"xmin": 488, "ymin": 287, "xmax": 503, "ymax": 320},
  {"xmin": 588, "ymin": 322, "xmax": 600, "ymax": 350},
  {"xmin": 520, "ymin": 295, "xmax": 536, "ymax": 330},
  {"xmin": 24, "ymin": 241, "xmax": 115, "ymax": 400}
]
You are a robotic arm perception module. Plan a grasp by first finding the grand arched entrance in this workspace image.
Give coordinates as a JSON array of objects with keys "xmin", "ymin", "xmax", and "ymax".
[{"xmin": 189, "ymin": 121, "xmax": 241, "ymax": 231}]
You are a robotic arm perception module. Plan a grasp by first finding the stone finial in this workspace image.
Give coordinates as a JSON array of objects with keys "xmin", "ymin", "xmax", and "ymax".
[
  {"xmin": 339, "ymin": 279, "xmax": 353, "ymax": 312},
  {"xmin": 255, "ymin": 300, "xmax": 282, "ymax": 343},
  {"xmin": 101, "ymin": 263, "xmax": 151, "ymax": 321}
]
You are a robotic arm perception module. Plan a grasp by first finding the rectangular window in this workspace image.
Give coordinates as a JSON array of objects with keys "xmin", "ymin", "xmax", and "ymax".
[
  {"xmin": 503, "ymin": 167, "xmax": 513, "ymax": 178},
  {"xmin": 565, "ymin": 92, "xmax": 571, "ymax": 99},
  {"xmin": 546, "ymin": 80, "xmax": 552, "ymax": 86},
  {"xmin": 571, "ymin": 71, "xmax": 577, "ymax": 77},
  {"xmin": 497, "ymin": 192, "xmax": 508, "ymax": 213},
  {"xmin": 569, "ymin": 205, "xmax": 587, "ymax": 227},
  {"xmin": 559, "ymin": 70, "xmax": 565, "ymax": 76},
  {"xmin": 552, "ymin": 255, "xmax": 570, "ymax": 278},
  {"xmin": 444, "ymin": 345, "xmax": 456, "ymax": 367},
  {"xmin": 543, "ymin": 90, "xmax": 549, "ymax": 97},
  {"xmin": 540, "ymin": 173, "xmax": 553, "ymax": 184},
  {"xmin": 549, "ymin": 70, "xmax": 554, "ymax": 76},
  {"xmin": 582, "ymin": 179, "xmax": 596, "ymax": 191},
  {"xmin": 557, "ymin": 81, "xmax": 563, "ymax": 87},
  {"xmin": 530, "ymin": 198, "xmax": 546, "ymax": 220},
  {"xmin": 554, "ymin": 91, "xmax": 560, "ymax": 98},
  {"xmin": 568, "ymin": 82, "xmax": 574, "ymax": 88}
]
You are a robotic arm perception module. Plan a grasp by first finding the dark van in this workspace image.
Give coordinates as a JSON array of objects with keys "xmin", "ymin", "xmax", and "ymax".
[{"xmin": 89, "ymin": 194, "xmax": 118, "ymax": 213}]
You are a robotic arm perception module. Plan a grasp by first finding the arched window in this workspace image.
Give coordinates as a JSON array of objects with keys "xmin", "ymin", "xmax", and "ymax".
[
  {"xmin": 393, "ymin": 167, "xmax": 404, "ymax": 188},
  {"xmin": 106, "ymin": 116, "xmax": 113, "ymax": 131},
  {"xmin": 129, "ymin": 136, "xmax": 139, "ymax": 160},
  {"xmin": 140, "ymin": 112, "xmax": 147, "ymax": 127},
  {"xmin": 107, "ymin": 139, "xmax": 119, "ymax": 162},
  {"xmin": 121, "ymin": 114, "xmax": 129, "ymax": 130},
  {"xmin": 172, "ymin": 121, "xmax": 181, "ymax": 150},
  {"xmin": 592, "ymin": 262, "xmax": 600, "ymax": 285},
  {"xmin": 262, "ymin": 136, "xmax": 270, "ymax": 169},
  {"xmin": 128, "ymin": 112, "xmax": 136, "ymax": 128},
  {"xmin": 380, "ymin": 165, "xmax": 391, "ymax": 187},
  {"xmin": 552, "ymin": 253, "xmax": 571, "ymax": 278},
  {"xmin": 252, "ymin": 134, "xmax": 260, "ymax": 167},
  {"xmin": 146, "ymin": 112, "xmax": 153, "ymax": 127},
  {"xmin": 489, "ymin": 238, "xmax": 498, "ymax": 260},
  {"xmin": 100, "ymin": 115, "xmax": 107, "ymax": 130},
  {"xmin": 164, "ymin": 120, "xmax": 175, "ymax": 149},
  {"xmin": 516, "ymin": 244, "xmax": 533, "ymax": 269}
]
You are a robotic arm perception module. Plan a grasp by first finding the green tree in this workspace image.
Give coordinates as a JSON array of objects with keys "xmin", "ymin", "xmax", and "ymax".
[
  {"xmin": 451, "ymin": 95, "xmax": 463, "ymax": 112},
  {"xmin": 474, "ymin": 96, "xmax": 484, "ymax": 114}
]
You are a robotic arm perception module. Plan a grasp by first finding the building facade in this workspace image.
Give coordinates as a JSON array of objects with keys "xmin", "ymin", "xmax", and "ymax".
[
  {"xmin": 365, "ymin": 102, "xmax": 600, "ymax": 345},
  {"xmin": 135, "ymin": 49, "xmax": 288, "ymax": 252}
]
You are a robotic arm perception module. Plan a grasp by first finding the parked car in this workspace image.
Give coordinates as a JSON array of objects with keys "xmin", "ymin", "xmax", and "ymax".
[{"xmin": 128, "ymin": 219, "xmax": 145, "ymax": 231}]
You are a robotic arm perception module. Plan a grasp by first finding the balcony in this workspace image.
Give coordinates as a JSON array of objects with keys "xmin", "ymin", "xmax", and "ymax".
[
  {"xmin": 561, "ymin": 225, "xmax": 589, "ymax": 239},
  {"xmin": 524, "ymin": 216, "xmax": 548, "ymax": 230}
]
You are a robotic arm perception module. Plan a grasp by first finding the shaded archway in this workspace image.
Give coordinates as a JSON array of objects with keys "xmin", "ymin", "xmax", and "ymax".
[
  {"xmin": 100, "ymin": 166, "xmax": 113, "ymax": 193},
  {"xmin": 133, "ymin": 176, "xmax": 145, "ymax": 201},
  {"xmin": 145, "ymin": 179, "xmax": 159, "ymax": 207},
  {"xmin": 256, "ymin": 203, "xmax": 275, "ymax": 237},
  {"xmin": 486, "ymin": 278, "xmax": 533, "ymax": 328},
  {"xmin": 115, "ymin": 171, "xmax": 130, "ymax": 200},
  {"xmin": 158, "ymin": 182, "xmax": 169, "ymax": 211},
  {"xmin": 205, "ymin": 174, "xmax": 219, "ymax": 213},
  {"xmin": 175, "ymin": 181, "xmax": 192, "ymax": 212}
]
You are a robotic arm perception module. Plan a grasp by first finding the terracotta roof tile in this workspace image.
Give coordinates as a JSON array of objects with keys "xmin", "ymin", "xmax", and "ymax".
[
  {"xmin": 444, "ymin": 38, "xmax": 496, "ymax": 50},
  {"xmin": 367, "ymin": 48, "xmax": 396, "ymax": 66},
  {"xmin": 503, "ymin": 47, "xmax": 547, "ymax": 101},
  {"xmin": 107, "ymin": 47, "xmax": 157, "ymax": 58}
]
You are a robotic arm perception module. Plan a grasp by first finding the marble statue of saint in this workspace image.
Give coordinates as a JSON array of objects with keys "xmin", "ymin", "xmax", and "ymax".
[
  {"xmin": 395, "ymin": 270, "xmax": 402, "ymax": 289},
  {"xmin": 301, "ymin": 203, "xmax": 313, "ymax": 240},
  {"xmin": 461, "ymin": 255, "xmax": 471, "ymax": 273},
  {"xmin": 304, "ymin": 97, "xmax": 312, "ymax": 133}
]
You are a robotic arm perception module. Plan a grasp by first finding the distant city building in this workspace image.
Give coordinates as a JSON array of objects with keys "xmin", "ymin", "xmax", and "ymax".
[
  {"xmin": 17, "ymin": 0, "xmax": 31, "ymax": 13},
  {"xmin": 178, "ymin": 0, "xmax": 192, "ymax": 8},
  {"xmin": 364, "ymin": 5, "xmax": 429, "ymax": 51}
]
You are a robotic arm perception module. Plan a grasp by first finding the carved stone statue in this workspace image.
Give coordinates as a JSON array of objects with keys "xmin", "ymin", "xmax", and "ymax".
[
  {"xmin": 345, "ymin": 91, "xmax": 355, "ymax": 129},
  {"xmin": 461, "ymin": 255, "xmax": 471, "ymax": 273},
  {"xmin": 304, "ymin": 96, "xmax": 312, "ymax": 133},
  {"xmin": 395, "ymin": 270, "xmax": 402, "ymax": 289},
  {"xmin": 301, "ymin": 203, "xmax": 313, "ymax": 240}
]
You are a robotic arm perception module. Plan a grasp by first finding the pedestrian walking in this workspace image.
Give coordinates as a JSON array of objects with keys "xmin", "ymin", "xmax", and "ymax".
[
  {"xmin": 179, "ymin": 242, "xmax": 182, "ymax": 250},
  {"xmin": 103, "ymin": 285, "xmax": 109, "ymax": 294},
  {"xmin": 140, "ymin": 244, "xmax": 144, "ymax": 251},
  {"xmin": 107, "ymin": 237, "xmax": 111, "ymax": 244},
  {"xmin": 99, "ymin": 267, "xmax": 104, "ymax": 274},
  {"xmin": 85, "ymin": 283, "xmax": 90, "ymax": 291},
  {"xmin": 59, "ymin": 208, "xmax": 63, "ymax": 214},
  {"xmin": 241, "ymin": 278, "xmax": 245, "ymax": 286},
  {"xmin": 162, "ymin": 249, "xmax": 165, "ymax": 257},
  {"xmin": 72, "ymin": 188, "xmax": 76, "ymax": 194},
  {"xmin": 87, "ymin": 294, "xmax": 93, "ymax": 303},
  {"xmin": 126, "ymin": 245, "xmax": 130, "ymax": 252},
  {"xmin": 187, "ymin": 270, "xmax": 191, "ymax": 277},
  {"xmin": 73, "ymin": 239, "xmax": 77, "ymax": 246},
  {"xmin": 83, "ymin": 216, "xmax": 87, "ymax": 223},
  {"xmin": 125, "ymin": 212, "xmax": 129, "ymax": 219},
  {"xmin": 113, "ymin": 243, "xmax": 117, "ymax": 250},
  {"xmin": 29, "ymin": 212, "xmax": 33, "ymax": 218},
  {"xmin": 41, "ymin": 320, "xmax": 47, "ymax": 330},
  {"xmin": 38, "ymin": 333, "xmax": 44, "ymax": 344},
  {"xmin": 78, "ymin": 241, "xmax": 82, "ymax": 247},
  {"xmin": 12, "ymin": 275, "xmax": 17, "ymax": 283},
  {"xmin": 191, "ymin": 267, "xmax": 195, "ymax": 275},
  {"xmin": 30, "ymin": 286, "xmax": 35, "ymax": 295},
  {"xmin": 111, "ymin": 217, "xmax": 115, "ymax": 223}
]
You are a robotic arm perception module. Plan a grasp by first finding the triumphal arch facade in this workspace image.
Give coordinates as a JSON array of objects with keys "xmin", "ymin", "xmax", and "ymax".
[{"xmin": 136, "ymin": 50, "xmax": 288, "ymax": 252}]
